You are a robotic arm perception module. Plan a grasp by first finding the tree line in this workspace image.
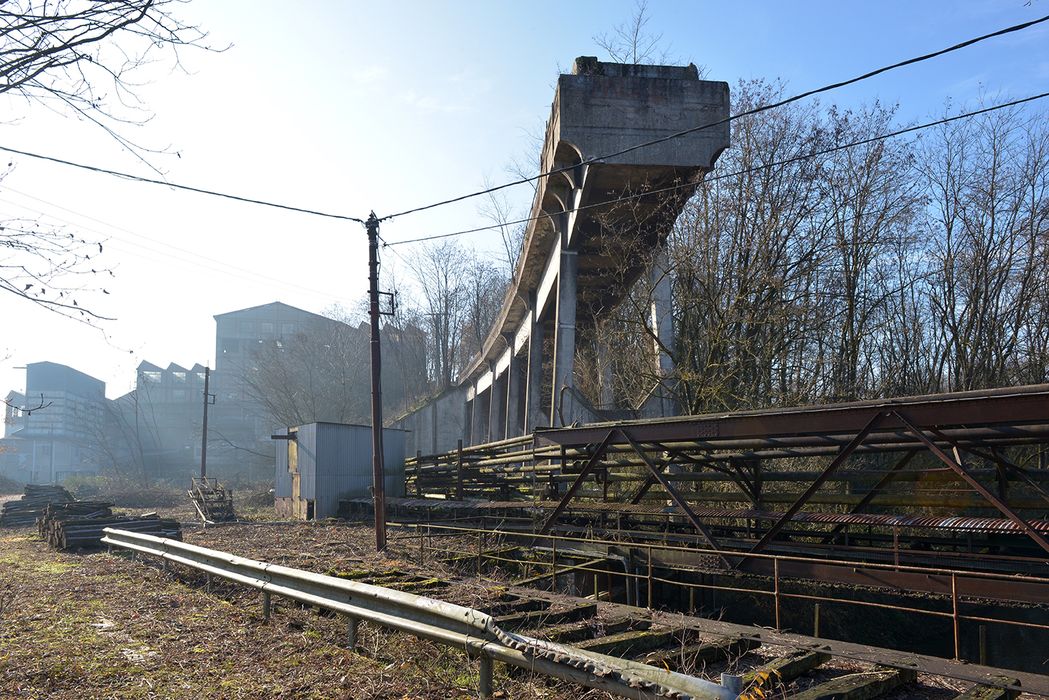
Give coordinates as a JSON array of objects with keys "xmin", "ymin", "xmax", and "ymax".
[{"xmin": 597, "ymin": 80, "xmax": 1049, "ymax": 414}]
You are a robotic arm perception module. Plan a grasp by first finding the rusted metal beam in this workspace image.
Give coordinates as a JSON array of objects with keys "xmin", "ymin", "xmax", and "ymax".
[
  {"xmin": 821, "ymin": 450, "xmax": 918, "ymax": 545},
  {"xmin": 893, "ymin": 410, "xmax": 1049, "ymax": 557},
  {"xmin": 538, "ymin": 429, "xmax": 617, "ymax": 535},
  {"xmin": 535, "ymin": 385, "xmax": 1049, "ymax": 448},
  {"xmin": 959, "ymin": 444, "xmax": 1049, "ymax": 508},
  {"xmin": 627, "ymin": 473, "xmax": 658, "ymax": 505},
  {"xmin": 621, "ymin": 430, "xmax": 727, "ymax": 564},
  {"xmin": 666, "ymin": 449, "xmax": 757, "ymax": 500},
  {"xmin": 747, "ymin": 412, "xmax": 885, "ymax": 556}
]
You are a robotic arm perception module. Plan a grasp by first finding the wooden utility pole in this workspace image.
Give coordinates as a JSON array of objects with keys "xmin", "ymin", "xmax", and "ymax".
[{"xmin": 366, "ymin": 213, "xmax": 387, "ymax": 551}]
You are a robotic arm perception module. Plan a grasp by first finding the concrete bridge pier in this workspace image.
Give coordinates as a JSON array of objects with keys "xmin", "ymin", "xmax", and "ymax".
[
  {"xmin": 551, "ymin": 213, "xmax": 581, "ymax": 427},
  {"xmin": 646, "ymin": 246, "xmax": 677, "ymax": 418},
  {"xmin": 524, "ymin": 295, "xmax": 545, "ymax": 433},
  {"xmin": 503, "ymin": 333, "xmax": 523, "ymax": 439},
  {"xmin": 487, "ymin": 360, "xmax": 504, "ymax": 442}
]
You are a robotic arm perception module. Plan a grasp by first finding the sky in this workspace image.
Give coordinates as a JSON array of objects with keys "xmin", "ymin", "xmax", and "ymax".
[{"xmin": 1, "ymin": 0, "xmax": 1047, "ymax": 399}]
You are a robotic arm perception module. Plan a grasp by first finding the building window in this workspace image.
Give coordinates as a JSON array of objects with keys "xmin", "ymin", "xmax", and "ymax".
[
  {"xmin": 281, "ymin": 323, "xmax": 296, "ymax": 336},
  {"xmin": 173, "ymin": 371, "xmax": 187, "ymax": 383},
  {"xmin": 261, "ymin": 322, "xmax": 275, "ymax": 335},
  {"xmin": 141, "ymin": 371, "xmax": 161, "ymax": 383},
  {"xmin": 173, "ymin": 389, "xmax": 187, "ymax": 401}
]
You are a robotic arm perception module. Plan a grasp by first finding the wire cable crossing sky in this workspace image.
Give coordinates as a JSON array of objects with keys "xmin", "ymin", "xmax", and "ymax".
[
  {"xmin": 375, "ymin": 13, "xmax": 1049, "ymax": 223},
  {"xmin": 382, "ymin": 91, "xmax": 1049, "ymax": 248},
  {"xmin": 1, "ymin": 12, "xmax": 1046, "ymax": 235}
]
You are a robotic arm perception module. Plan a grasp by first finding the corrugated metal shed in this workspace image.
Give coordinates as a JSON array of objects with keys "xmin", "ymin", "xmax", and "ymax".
[{"xmin": 274, "ymin": 422, "xmax": 405, "ymax": 520}]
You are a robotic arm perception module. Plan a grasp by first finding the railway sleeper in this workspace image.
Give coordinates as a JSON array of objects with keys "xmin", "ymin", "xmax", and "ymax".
[
  {"xmin": 788, "ymin": 667, "xmax": 917, "ymax": 699},
  {"xmin": 495, "ymin": 601, "xmax": 597, "ymax": 631},
  {"xmin": 482, "ymin": 594, "xmax": 551, "ymax": 616},
  {"xmin": 743, "ymin": 649, "xmax": 833, "ymax": 688},
  {"xmin": 576, "ymin": 626, "xmax": 690, "ymax": 657},
  {"xmin": 953, "ymin": 675, "xmax": 1021, "ymax": 700},
  {"xmin": 539, "ymin": 616, "xmax": 643, "ymax": 644},
  {"xmin": 638, "ymin": 635, "xmax": 761, "ymax": 671}
]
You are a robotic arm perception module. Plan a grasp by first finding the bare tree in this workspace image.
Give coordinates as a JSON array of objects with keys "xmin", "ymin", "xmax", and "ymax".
[
  {"xmin": 239, "ymin": 321, "xmax": 371, "ymax": 428},
  {"xmin": 478, "ymin": 181, "xmax": 526, "ymax": 273},
  {"xmin": 409, "ymin": 242, "xmax": 471, "ymax": 389},
  {"xmin": 0, "ymin": 0, "xmax": 218, "ymax": 320},
  {"xmin": 593, "ymin": 0, "xmax": 672, "ymax": 65},
  {"xmin": 0, "ymin": 210, "xmax": 115, "ymax": 320},
  {"xmin": 816, "ymin": 102, "xmax": 922, "ymax": 400},
  {"xmin": 920, "ymin": 98, "xmax": 1049, "ymax": 390},
  {"xmin": 1, "ymin": 0, "xmax": 217, "ymax": 155}
]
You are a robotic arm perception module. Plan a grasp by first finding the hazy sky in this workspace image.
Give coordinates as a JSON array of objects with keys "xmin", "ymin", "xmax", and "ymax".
[{"xmin": 2, "ymin": 1, "xmax": 1046, "ymax": 399}]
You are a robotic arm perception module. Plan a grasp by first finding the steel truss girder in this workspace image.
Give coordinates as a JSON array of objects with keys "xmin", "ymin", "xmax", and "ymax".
[
  {"xmin": 893, "ymin": 410, "xmax": 1049, "ymax": 556},
  {"xmin": 620, "ymin": 430, "xmax": 728, "ymax": 565}
]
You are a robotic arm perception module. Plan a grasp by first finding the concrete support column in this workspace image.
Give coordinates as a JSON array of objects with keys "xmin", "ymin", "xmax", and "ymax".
[
  {"xmin": 487, "ymin": 364, "xmax": 504, "ymax": 443},
  {"xmin": 477, "ymin": 388, "xmax": 491, "ymax": 444},
  {"xmin": 524, "ymin": 299, "xmax": 545, "ymax": 432},
  {"xmin": 468, "ymin": 396, "xmax": 479, "ymax": 446},
  {"xmin": 649, "ymin": 247, "xmax": 677, "ymax": 416},
  {"xmin": 650, "ymin": 247, "xmax": 675, "ymax": 375},
  {"xmin": 551, "ymin": 237, "xmax": 579, "ymax": 426},
  {"xmin": 505, "ymin": 340, "xmax": 522, "ymax": 438}
]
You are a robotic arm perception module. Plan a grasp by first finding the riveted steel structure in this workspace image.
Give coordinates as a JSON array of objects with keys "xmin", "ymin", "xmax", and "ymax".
[{"xmin": 402, "ymin": 384, "xmax": 1049, "ymax": 577}]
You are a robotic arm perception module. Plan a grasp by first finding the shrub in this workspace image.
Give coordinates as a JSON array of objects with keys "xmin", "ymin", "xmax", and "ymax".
[
  {"xmin": 0, "ymin": 474, "xmax": 22, "ymax": 494},
  {"xmin": 63, "ymin": 474, "xmax": 183, "ymax": 508}
]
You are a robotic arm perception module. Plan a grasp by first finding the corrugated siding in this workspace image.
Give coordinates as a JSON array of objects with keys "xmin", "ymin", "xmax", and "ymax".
[
  {"xmin": 297, "ymin": 423, "xmax": 318, "ymax": 502},
  {"xmin": 299, "ymin": 423, "xmax": 407, "ymax": 519},
  {"xmin": 274, "ymin": 434, "xmax": 291, "ymax": 498},
  {"xmin": 313, "ymin": 422, "xmax": 366, "ymax": 519}
]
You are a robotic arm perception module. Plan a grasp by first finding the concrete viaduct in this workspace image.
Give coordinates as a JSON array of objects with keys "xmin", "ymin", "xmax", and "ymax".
[{"xmin": 395, "ymin": 57, "xmax": 729, "ymax": 455}]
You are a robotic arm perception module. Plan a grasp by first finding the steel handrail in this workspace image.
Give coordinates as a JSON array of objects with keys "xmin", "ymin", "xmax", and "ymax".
[{"xmin": 101, "ymin": 527, "xmax": 741, "ymax": 700}]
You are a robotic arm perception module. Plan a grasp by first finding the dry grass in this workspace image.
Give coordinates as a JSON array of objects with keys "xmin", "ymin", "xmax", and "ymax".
[
  {"xmin": 0, "ymin": 521, "xmax": 1024, "ymax": 699},
  {"xmin": 0, "ymin": 524, "xmax": 608, "ymax": 699}
]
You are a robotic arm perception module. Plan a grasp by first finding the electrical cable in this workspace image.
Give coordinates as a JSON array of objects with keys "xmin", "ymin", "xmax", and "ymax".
[
  {"xmin": 376, "ymin": 14, "xmax": 1049, "ymax": 223},
  {"xmin": 0, "ymin": 144, "xmax": 366, "ymax": 224},
  {"xmin": 0, "ymin": 186, "xmax": 347, "ymax": 300},
  {"xmin": 0, "ymin": 15, "xmax": 1044, "ymax": 240},
  {"xmin": 382, "ymin": 91, "xmax": 1049, "ymax": 248}
]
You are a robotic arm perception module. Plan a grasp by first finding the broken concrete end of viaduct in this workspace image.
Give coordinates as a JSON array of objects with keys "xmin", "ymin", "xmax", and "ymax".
[{"xmin": 394, "ymin": 57, "xmax": 730, "ymax": 456}]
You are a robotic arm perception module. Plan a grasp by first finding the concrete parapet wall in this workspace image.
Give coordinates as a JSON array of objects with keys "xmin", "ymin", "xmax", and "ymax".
[
  {"xmin": 392, "ymin": 385, "xmax": 468, "ymax": 456},
  {"xmin": 553, "ymin": 56, "xmax": 729, "ymax": 169}
]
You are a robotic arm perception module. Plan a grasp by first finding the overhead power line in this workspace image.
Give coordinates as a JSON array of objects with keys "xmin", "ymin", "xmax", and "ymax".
[
  {"xmin": 382, "ymin": 92, "xmax": 1049, "ymax": 248},
  {"xmin": 0, "ymin": 186, "xmax": 346, "ymax": 300},
  {"xmin": 377, "ymin": 13, "xmax": 1049, "ymax": 223},
  {"xmin": 0, "ymin": 144, "xmax": 365, "ymax": 224},
  {"xmin": 1, "ymin": 15, "xmax": 1045, "ymax": 235}
]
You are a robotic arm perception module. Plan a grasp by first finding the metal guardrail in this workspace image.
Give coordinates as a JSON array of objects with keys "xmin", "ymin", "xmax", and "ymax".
[{"xmin": 101, "ymin": 527, "xmax": 741, "ymax": 700}]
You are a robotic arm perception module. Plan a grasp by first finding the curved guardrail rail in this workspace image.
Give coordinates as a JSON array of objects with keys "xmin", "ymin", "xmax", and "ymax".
[{"xmin": 101, "ymin": 527, "xmax": 741, "ymax": 700}]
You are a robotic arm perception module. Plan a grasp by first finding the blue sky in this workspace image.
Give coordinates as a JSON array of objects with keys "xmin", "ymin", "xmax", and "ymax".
[{"xmin": 1, "ymin": 0, "xmax": 1046, "ymax": 397}]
